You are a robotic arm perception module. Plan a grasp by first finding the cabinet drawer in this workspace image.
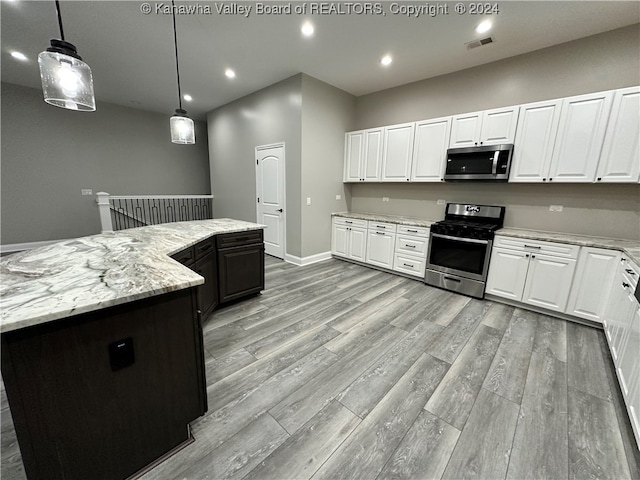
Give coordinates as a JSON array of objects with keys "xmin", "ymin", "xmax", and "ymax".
[
  {"xmin": 494, "ymin": 236, "xmax": 579, "ymax": 259},
  {"xmin": 393, "ymin": 253, "xmax": 426, "ymax": 278},
  {"xmin": 333, "ymin": 217, "xmax": 367, "ymax": 229},
  {"xmin": 171, "ymin": 246, "xmax": 195, "ymax": 266},
  {"xmin": 395, "ymin": 234, "xmax": 428, "ymax": 257},
  {"xmin": 194, "ymin": 237, "xmax": 215, "ymax": 260},
  {"xmin": 216, "ymin": 230, "xmax": 264, "ymax": 249},
  {"xmin": 621, "ymin": 257, "xmax": 639, "ymax": 289},
  {"xmin": 367, "ymin": 220, "xmax": 397, "ymax": 233},
  {"xmin": 397, "ymin": 225, "xmax": 430, "ymax": 238}
]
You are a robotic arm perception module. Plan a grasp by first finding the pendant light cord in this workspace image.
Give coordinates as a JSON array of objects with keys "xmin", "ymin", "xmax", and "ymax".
[
  {"xmin": 171, "ymin": 0, "xmax": 183, "ymax": 111},
  {"xmin": 54, "ymin": 0, "xmax": 66, "ymax": 41}
]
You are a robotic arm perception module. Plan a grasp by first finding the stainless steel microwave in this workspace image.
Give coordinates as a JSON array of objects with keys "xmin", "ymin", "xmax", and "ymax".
[{"xmin": 444, "ymin": 144, "xmax": 514, "ymax": 181}]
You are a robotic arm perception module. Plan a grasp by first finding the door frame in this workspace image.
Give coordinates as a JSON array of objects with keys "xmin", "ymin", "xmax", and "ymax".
[{"xmin": 255, "ymin": 142, "xmax": 286, "ymax": 259}]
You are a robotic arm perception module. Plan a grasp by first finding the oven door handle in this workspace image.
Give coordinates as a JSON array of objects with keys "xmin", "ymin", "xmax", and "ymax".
[{"xmin": 430, "ymin": 233, "xmax": 490, "ymax": 245}]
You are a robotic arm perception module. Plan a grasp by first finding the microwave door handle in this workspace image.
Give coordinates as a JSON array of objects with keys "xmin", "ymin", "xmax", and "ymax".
[{"xmin": 491, "ymin": 151, "xmax": 500, "ymax": 175}]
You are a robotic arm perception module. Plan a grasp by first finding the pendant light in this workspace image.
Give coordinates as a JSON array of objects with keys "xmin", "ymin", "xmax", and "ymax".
[
  {"xmin": 169, "ymin": 0, "xmax": 195, "ymax": 144},
  {"xmin": 38, "ymin": 0, "xmax": 95, "ymax": 111}
]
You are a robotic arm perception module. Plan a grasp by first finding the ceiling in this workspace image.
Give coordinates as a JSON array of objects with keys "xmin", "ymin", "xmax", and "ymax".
[{"xmin": 2, "ymin": 1, "xmax": 639, "ymax": 120}]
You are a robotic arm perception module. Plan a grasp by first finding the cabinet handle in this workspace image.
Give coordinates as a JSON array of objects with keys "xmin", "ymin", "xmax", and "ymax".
[
  {"xmin": 524, "ymin": 245, "xmax": 541, "ymax": 249},
  {"xmin": 376, "ymin": 225, "xmax": 386, "ymax": 229},
  {"xmin": 625, "ymin": 269, "xmax": 636, "ymax": 276},
  {"xmin": 407, "ymin": 229, "xmax": 418, "ymax": 233},
  {"xmin": 403, "ymin": 263, "xmax": 414, "ymax": 268},
  {"xmin": 531, "ymin": 255, "xmax": 536, "ymax": 259},
  {"xmin": 345, "ymin": 221, "xmax": 353, "ymax": 224},
  {"xmin": 405, "ymin": 244, "xmax": 416, "ymax": 248},
  {"xmin": 526, "ymin": 254, "xmax": 530, "ymax": 258},
  {"xmin": 376, "ymin": 232, "xmax": 385, "ymax": 235},
  {"xmin": 623, "ymin": 282, "xmax": 630, "ymax": 289}
]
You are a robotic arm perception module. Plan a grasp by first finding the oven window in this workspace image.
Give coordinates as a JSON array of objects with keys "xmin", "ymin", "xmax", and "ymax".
[
  {"xmin": 429, "ymin": 235, "xmax": 488, "ymax": 276},
  {"xmin": 446, "ymin": 153, "xmax": 495, "ymax": 175}
]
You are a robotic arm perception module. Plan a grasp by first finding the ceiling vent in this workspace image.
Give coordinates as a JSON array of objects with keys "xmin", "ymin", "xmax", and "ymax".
[{"xmin": 466, "ymin": 36, "xmax": 495, "ymax": 50}]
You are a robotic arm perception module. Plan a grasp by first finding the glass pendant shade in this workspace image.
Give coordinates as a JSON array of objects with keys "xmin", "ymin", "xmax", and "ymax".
[
  {"xmin": 170, "ymin": 109, "xmax": 195, "ymax": 144},
  {"xmin": 38, "ymin": 40, "xmax": 95, "ymax": 111}
]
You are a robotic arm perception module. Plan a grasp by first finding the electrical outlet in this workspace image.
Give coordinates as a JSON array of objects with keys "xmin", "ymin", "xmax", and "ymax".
[
  {"xmin": 437, "ymin": 199, "xmax": 446, "ymax": 205},
  {"xmin": 549, "ymin": 205, "xmax": 564, "ymax": 212},
  {"xmin": 382, "ymin": 197, "xmax": 390, "ymax": 202},
  {"xmin": 81, "ymin": 189, "xmax": 92, "ymax": 196},
  {"xmin": 306, "ymin": 197, "xmax": 312, "ymax": 206},
  {"xmin": 335, "ymin": 194, "xmax": 342, "ymax": 200}
]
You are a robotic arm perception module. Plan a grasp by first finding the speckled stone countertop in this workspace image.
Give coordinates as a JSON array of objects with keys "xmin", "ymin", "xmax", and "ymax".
[
  {"xmin": 497, "ymin": 228, "xmax": 640, "ymax": 266},
  {"xmin": 332, "ymin": 212, "xmax": 436, "ymax": 229},
  {"xmin": 0, "ymin": 219, "xmax": 265, "ymax": 333}
]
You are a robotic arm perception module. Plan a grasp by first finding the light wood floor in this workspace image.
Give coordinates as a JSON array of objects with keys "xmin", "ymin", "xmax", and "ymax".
[{"xmin": 2, "ymin": 256, "xmax": 639, "ymax": 479}]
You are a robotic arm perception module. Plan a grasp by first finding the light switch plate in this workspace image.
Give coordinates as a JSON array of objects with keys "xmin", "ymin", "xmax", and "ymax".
[
  {"xmin": 382, "ymin": 197, "xmax": 390, "ymax": 202},
  {"xmin": 335, "ymin": 194, "xmax": 342, "ymax": 200},
  {"xmin": 549, "ymin": 205, "xmax": 564, "ymax": 212},
  {"xmin": 81, "ymin": 189, "xmax": 92, "ymax": 196},
  {"xmin": 437, "ymin": 199, "xmax": 446, "ymax": 205},
  {"xmin": 306, "ymin": 197, "xmax": 311, "ymax": 206}
]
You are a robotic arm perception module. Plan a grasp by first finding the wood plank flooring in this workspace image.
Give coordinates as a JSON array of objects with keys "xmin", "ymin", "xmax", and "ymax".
[{"xmin": 1, "ymin": 255, "xmax": 639, "ymax": 480}]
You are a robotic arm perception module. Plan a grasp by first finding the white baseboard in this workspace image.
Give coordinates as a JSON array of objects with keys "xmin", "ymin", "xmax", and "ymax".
[
  {"xmin": 284, "ymin": 251, "xmax": 332, "ymax": 266},
  {"xmin": 1, "ymin": 239, "xmax": 70, "ymax": 255}
]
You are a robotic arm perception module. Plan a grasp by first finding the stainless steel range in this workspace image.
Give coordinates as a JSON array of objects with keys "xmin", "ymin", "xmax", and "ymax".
[{"xmin": 425, "ymin": 203, "xmax": 505, "ymax": 299}]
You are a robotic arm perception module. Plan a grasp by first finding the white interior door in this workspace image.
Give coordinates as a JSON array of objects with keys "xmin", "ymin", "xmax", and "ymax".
[{"xmin": 256, "ymin": 143, "xmax": 285, "ymax": 259}]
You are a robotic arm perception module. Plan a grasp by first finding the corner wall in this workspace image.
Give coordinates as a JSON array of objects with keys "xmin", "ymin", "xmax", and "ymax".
[
  {"xmin": 349, "ymin": 25, "xmax": 640, "ymax": 241},
  {"xmin": 1, "ymin": 82, "xmax": 210, "ymax": 245}
]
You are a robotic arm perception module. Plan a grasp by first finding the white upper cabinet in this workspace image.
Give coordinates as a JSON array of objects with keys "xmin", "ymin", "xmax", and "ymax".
[
  {"xmin": 410, "ymin": 117, "xmax": 451, "ymax": 182},
  {"xmin": 363, "ymin": 128, "xmax": 384, "ymax": 181},
  {"xmin": 343, "ymin": 131, "xmax": 364, "ymax": 182},
  {"xmin": 596, "ymin": 86, "xmax": 640, "ymax": 183},
  {"xmin": 449, "ymin": 106, "xmax": 519, "ymax": 148},
  {"xmin": 381, "ymin": 122, "xmax": 415, "ymax": 182},
  {"xmin": 509, "ymin": 99, "xmax": 562, "ymax": 182},
  {"xmin": 343, "ymin": 128, "xmax": 384, "ymax": 182},
  {"xmin": 481, "ymin": 107, "xmax": 520, "ymax": 145},
  {"xmin": 548, "ymin": 90, "xmax": 614, "ymax": 182}
]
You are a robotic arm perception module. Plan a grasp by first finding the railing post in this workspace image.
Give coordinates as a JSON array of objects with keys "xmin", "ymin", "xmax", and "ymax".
[{"xmin": 96, "ymin": 192, "xmax": 113, "ymax": 233}]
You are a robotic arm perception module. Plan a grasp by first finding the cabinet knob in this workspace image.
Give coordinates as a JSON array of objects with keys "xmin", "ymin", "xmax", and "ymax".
[
  {"xmin": 623, "ymin": 282, "xmax": 630, "ymax": 288},
  {"xmin": 526, "ymin": 254, "xmax": 530, "ymax": 258},
  {"xmin": 549, "ymin": 178, "xmax": 553, "ymax": 181},
  {"xmin": 531, "ymin": 255, "xmax": 536, "ymax": 259},
  {"xmin": 597, "ymin": 177, "xmax": 602, "ymax": 181},
  {"xmin": 542, "ymin": 178, "xmax": 546, "ymax": 182}
]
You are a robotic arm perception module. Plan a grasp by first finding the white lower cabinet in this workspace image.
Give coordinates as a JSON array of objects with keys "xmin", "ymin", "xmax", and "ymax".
[
  {"xmin": 619, "ymin": 306, "xmax": 640, "ymax": 445},
  {"xmin": 331, "ymin": 217, "xmax": 367, "ymax": 262},
  {"xmin": 366, "ymin": 227, "xmax": 396, "ymax": 269},
  {"xmin": 486, "ymin": 237, "xmax": 578, "ymax": 312},
  {"xmin": 566, "ymin": 247, "xmax": 620, "ymax": 323},
  {"xmin": 392, "ymin": 225, "xmax": 430, "ymax": 278}
]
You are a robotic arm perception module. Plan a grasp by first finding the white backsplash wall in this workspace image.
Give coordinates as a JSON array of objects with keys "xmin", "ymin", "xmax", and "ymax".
[{"xmin": 348, "ymin": 183, "xmax": 640, "ymax": 241}]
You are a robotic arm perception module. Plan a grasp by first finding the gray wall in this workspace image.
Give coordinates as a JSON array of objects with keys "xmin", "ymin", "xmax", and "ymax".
[
  {"xmin": 1, "ymin": 82, "xmax": 210, "ymax": 245},
  {"xmin": 350, "ymin": 25, "xmax": 640, "ymax": 241},
  {"xmin": 207, "ymin": 74, "xmax": 356, "ymax": 259},
  {"xmin": 301, "ymin": 75, "xmax": 354, "ymax": 258},
  {"xmin": 207, "ymin": 75, "xmax": 304, "ymax": 256}
]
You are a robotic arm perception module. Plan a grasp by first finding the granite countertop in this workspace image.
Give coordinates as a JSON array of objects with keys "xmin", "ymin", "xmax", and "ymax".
[
  {"xmin": 497, "ymin": 228, "xmax": 640, "ymax": 266},
  {"xmin": 0, "ymin": 219, "xmax": 265, "ymax": 333},
  {"xmin": 332, "ymin": 212, "xmax": 436, "ymax": 229}
]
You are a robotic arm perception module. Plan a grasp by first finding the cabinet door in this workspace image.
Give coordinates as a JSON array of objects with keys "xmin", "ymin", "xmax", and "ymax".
[
  {"xmin": 331, "ymin": 222, "xmax": 349, "ymax": 257},
  {"xmin": 348, "ymin": 227, "xmax": 367, "ymax": 262},
  {"xmin": 343, "ymin": 131, "xmax": 364, "ymax": 182},
  {"xmin": 596, "ymin": 86, "xmax": 640, "ymax": 183},
  {"xmin": 522, "ymin": 254, "xmax": 577, "ymax": 312},
  {"xmin": 485, "ymin": 248, "xmax": 529, "ymax": 301},
  {"xmin": 566, "ymin": 247, "xmax": 619, "ymax": 323},
  {"xmin": 619, "ymin": 306, "xmax": 640, "ymax": 447},
  {"xmin": 449, "ymin": 112, "xmax": 482, "ymax": 148},
  {"xmin": 410, "ymin": 117, "xmax": 450, "ymax": 182},
  {"xmin": 549, "ymin": 91, "xmax": 614, "ymax": 182},
  {"xmin": 480, "ymin": 106, "xmax": 520, "ymax": 145},
  {"xmin": 617, "ymin": 303, "xmax": 640, "ymax": 400},
  {"xmin": 363, "ymin": 128, "xmax": 384, "ymax": 181},
  {"xmin": 382, "ymin": 123, "xmax": 415, "ymax": 181},
  {"xmin": 194, "ymin": 251, "xmax": 218, "ymax": 317},
  {"xmin": 509, "ymin": 100, "xmax": 562, "ymax": 182},
  {"xmin": 217, "ymin": 244, "xmax": 265, "ymax": 304},
  {"xmin": 365, "ymin": 230, "xmax": 396, "ymax": 269},
  {"xmin": 606, "ymin": 268, "xmax": 635, "ymax": 362}
]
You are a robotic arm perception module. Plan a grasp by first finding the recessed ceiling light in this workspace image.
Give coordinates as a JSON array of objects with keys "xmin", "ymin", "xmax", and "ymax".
[
  {"xmin": 475, "ymin": 20, "xmax": 492, "ymax": 34},
  {"xmin": 225, "ymin": 68, "xmax": 236, "ymax": 79},
  {"xmin": 183, "ymin": 94, "xmax": 192, "ymax": 102},
  {"xmin": 380, "ymin": 55, "xmax": 392, "ymax": 66},
  {"xmin": 301, "ymin": 21, "xmax": 314, "ymax": 37},
  {"xmin": 10, "ymin": 51, "xmax": 27, "ymax": 61}
]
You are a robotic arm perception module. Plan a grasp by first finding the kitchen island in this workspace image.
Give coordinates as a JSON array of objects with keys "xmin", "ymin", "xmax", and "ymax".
[{"xmin": 0, "ymin": 219, "xmax": 265, "ymax": 480}]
